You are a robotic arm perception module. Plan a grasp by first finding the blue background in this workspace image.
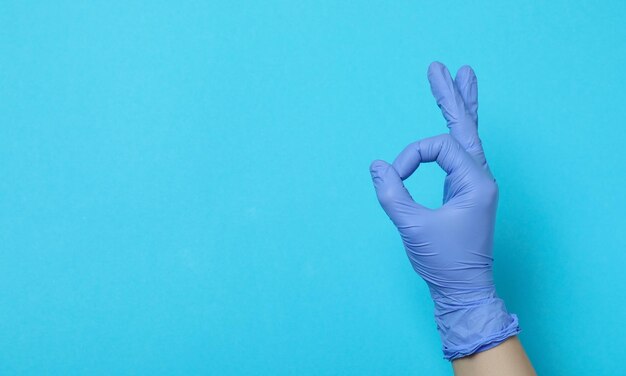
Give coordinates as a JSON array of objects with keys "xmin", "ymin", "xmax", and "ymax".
[{"xmin": 1, "ymin": 1, "xmax": 625, "ymax": 375}]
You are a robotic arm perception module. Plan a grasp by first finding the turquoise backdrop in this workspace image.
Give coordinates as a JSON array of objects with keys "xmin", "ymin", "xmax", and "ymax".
[{"xmin": 1, "ymin": 1, "xmax": 625, "ymax": 375}]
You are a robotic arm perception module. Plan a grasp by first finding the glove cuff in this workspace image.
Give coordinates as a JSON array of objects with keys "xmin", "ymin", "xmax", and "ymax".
[{"xmin": 431, "ymin": 289, "xmax": 520, "ymax": 361}]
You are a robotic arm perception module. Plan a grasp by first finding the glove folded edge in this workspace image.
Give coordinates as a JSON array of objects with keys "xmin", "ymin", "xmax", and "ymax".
[
  {"xmin": 432, "ymin": 290, "xmax": 520, "ymax": 361},
  {"xmin": 443, "ymin": 314, "xmax": 520, "ymax": 360}
]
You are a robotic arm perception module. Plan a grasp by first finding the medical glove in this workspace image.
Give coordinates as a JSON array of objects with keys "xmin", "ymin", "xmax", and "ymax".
[{"xmin": 369, "ymin": 62, "xmax": 520, "ymax": 360}]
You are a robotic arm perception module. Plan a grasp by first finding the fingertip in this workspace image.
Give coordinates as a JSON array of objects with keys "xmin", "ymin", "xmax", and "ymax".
[
  {"xmin": 370, "ymin": 159, "xmax": 389, "ymax": 175},
  {"xmin": 455, "ymin": 65, "xmax": 476, "ymax": 85},
  {"xmin": 426, "ymin": 62, "xmax": 456, "ymax": 110},
  {"xmin": 457, "ymin": 64, "xmax": 475, "ymax": 75},
  {"xmin": 455, "ymin": 65, "xmax": 479, "ymax": 121},
  {"xmin": 369, "ymin": 159, "xmax": 390, "ymax": 185},
  {"xmin": 370, "ymin": 159, "xmax": 388, "ymax": 171},
  {"xmin": 392, "ymin": 141, "xmax": 422, "ymax": 180},
  {"xmin": 427, "ymin": 61, "xmax": 446, "ymax": 76},
  {"xmin": 427, "ymin": 62, "xmax": 452, "ymax": 88}
]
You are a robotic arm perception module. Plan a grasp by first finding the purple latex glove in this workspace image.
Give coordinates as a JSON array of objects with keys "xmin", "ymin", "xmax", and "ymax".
[{"xmin": 369, "ymin": 62, "xmax": 519, "ymax": 360}]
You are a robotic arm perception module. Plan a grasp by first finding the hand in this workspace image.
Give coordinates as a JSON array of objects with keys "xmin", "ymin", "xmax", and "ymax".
[{"xmin": 369, "ymin": 62, "xmax": 519, "ymax": 360}]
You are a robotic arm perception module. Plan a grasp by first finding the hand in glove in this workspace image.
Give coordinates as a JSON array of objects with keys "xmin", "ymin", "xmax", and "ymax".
[{"xmin": 369, "ymin": 62, "xmax": 519, "ymax": 360}]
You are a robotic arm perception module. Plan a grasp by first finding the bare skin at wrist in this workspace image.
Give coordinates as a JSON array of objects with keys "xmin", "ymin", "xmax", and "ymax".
[{"xmin": 452, "ymin": 336, "xmax": 536, "ymax": 376}]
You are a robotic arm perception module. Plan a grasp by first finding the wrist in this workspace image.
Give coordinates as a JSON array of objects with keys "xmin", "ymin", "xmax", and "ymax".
[{"xmin": 430, "ymin": 288, "xmax": 520, "ymax": 361}]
